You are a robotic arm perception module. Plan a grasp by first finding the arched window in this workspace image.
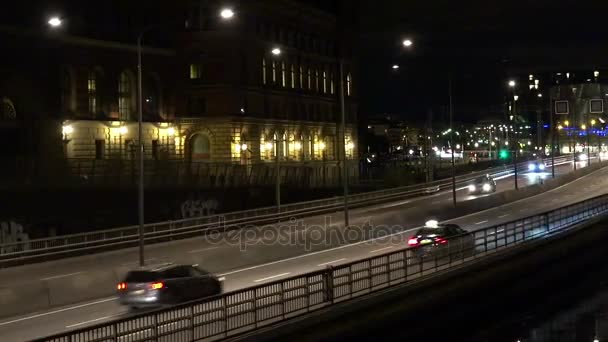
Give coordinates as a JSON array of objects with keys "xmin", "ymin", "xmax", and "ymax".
[
  {"xmin": 281, "ymin": 62, "xmax": 286, "ymax": 87},
  {"xmin": 87, "ymin": 71, "xmax": 98, "ymax": 115},
  {"xmin": 346, "ymin": 73, "xmax": 352, "ymax": 96},
  {"xmin": 1, "ymin": 97, "xmax": 16, "ymax": 120},
  {"xmin": 315, "ymin": 69, "xmax": 319, "ymax": 92},
  {"xmin": 262, "ymin": 57, "xmax": 267, "ymax": 85},
  {"xmin": 190, "ymin": 134, "xmax": 211, "ymax": 161},
  {"xmin": 61, "ymin": 66, "xmax": 76, "ymax": 114},
  {"xmin": 272, "ymin": 60, "xmax": 277, "ymax": 83},
  {"xmin": 299, "ymin": 66, "xmax": 304, "ymax": 89},
  {"xmin": 307, "ymin": 67, "xmax": 312, "ymax": 90},
  {"xmin": 290, "ymin": 64, "xmax": 295, "ymax": 88},
  {"xmin": 118, "ymin": 71, "xmax": 133, "ymax": 120},
  {"xmin": 330, "ymin": 72, "xmax": 335, "ymax": 94},
  {"xmin": 322, "ymin": 71, "xmax": 327, "ymax": 94}
]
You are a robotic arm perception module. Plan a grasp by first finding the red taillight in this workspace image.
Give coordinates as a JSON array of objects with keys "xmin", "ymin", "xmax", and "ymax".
[
  {"xmin": 117, "ymin": 282, "xmax": 127, "ymax": 290},
  {"xmin": 408, "ymin": 238, "xmax": 419, "ymax": 246},
  {"xmin": 435, "ymin": 237, "xmax": 448, "ymax": 244},
  {"xmin": 150, "ymin": 282, "xmax": 164, "ymax": 290}
]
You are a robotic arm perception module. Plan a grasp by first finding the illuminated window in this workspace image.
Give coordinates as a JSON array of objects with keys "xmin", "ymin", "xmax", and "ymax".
[
  {"xmin": 87, "ymin": 71, "xmax": 97, "ymax": 114},
  {"xmin": 330, "ymin": 73, "xmax": 335, "ymax": 94},
  {"xmin": 118, "ymin": 71, "xmax": 132, "ymax": 120},
  {"xmin": 322, "ymin": 71, "xmax": 327, "ymax": 93},
  {"xmin": 281, "ymin": 62, "xmax": 286, "ymax": 87},
  {"xmin": 290, "ymin": 64, "xmax": 295, "ymax": 88},
  {"xmin": 315, "ymin": 69, "xmax": 319, "ymax": 92},
  {"xmin": 230, "ymin": 127, "xmax": 242, "ymax": 161},
  {"xmin": 189, "ymin": 63, "xmax": 201, "ymax": 79},
  {"xmin": 262, "ymin": 58, "xmax": 267, "ymax": 85},
  {"xmin": 307, "ymin": 68, "xmax": 312, "ymax": 90},
  {"xmin": 260, "ymin": 134, "xmax": 274, "ymax": 161},
  {"xmin": 346, "ymin": 73, "xmax": 352, "ymax": 96},
  {"xmin": 299, "ymin": 66, "xmax": 304, "ymax": 89},
  {"xmin": 272, "ymin": 60, "xmax": 277, "ymax": 83}
]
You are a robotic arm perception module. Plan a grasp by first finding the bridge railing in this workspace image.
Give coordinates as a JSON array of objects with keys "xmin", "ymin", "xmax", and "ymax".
[
  {"xmin": 33, "ymin": 186, "xmax": 607, "ymax": 342},
  {"xmin": 0, "ymin": 156, "xmax": 571, "ymax": 267}
]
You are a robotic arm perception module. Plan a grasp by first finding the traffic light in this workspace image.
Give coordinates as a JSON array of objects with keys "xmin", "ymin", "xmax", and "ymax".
[{"xmin": 499, "ymin": 150, "xmax": 509, "ymax": 159}]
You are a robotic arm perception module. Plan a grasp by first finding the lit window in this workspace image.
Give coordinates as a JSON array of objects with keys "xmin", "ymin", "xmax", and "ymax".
[
  {"xmin": 322, "ymin": 71, "xmax": 327, "ymax": 93},
  {"xmin": 307, "ymin": 68, "xmax": 312, "ymax": 90},
  {"xmin": 346, "ymin": 73, "xmax": 352, "ymax": 96},
  {"xmin": 189, "ymin": 64, "xmax": 201, "ymax": 79},
  {"xmin": 262, "ymin": 58, "xmax": 267, "ymax": 85},
  {"xmin": 87, "ymin": 71, "xmax": 97, "ymax": 114},
  {"xmin": 272, "ymin": 61, "xmax": 277, "ymax": 83},
  {"xmin": 281, "ymin": 62, "xmax": 286, "ymax": 87},
  {"xmin": 330, "ymin": 73, "xmax": 335, "ymax": 94},
  {"xmin": 290, "ymin": 64, "xmax": 295, "ymax": 88},
  {"xmin": 299, "ymin": 66, "xmax": 304, "ymax": 89},
  {"xmin": 118, "ymin": 71, "xmax": 132, "ymax": 120},
  {"xmin": 315, "ymin": 69, "xmax": 319, "ymax": 92}
]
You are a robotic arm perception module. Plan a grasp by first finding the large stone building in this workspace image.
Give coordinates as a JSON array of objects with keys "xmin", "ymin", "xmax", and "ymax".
[{"xmin": 0, "ymin": 0, "xmax": 358, "ymax": 188}]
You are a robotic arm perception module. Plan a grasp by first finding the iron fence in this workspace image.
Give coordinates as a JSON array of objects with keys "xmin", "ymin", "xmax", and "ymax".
[
  {"xmin": 33, "ymin": 189, "xmax": 608, "ymax": 342},
  {"xmin": 0, "ymin": 156, "xmax": 571, "ymax": 267}
]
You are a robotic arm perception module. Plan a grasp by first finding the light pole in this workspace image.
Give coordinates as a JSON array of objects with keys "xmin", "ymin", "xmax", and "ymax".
[
  {"xmin": 338, "ymin": 59, "xmax": 350, "ymax": 227},
  {"xmin": 449, "ymin": 76, "xmax": 456, "ymax": 206},
  {"xmin": 269, "ymin": 47, "xmax": 282, "ymax": 212},
  {"xmin": 583, "ymin": 122, "xmax": 590, "ymax": 165},
  {"xmin": 135, "ymin": 8, "xmax": 234, "ymax": 267},
  {"xmin": 508, "ymin": 80, "xmax": 518, "ymax": 190}
]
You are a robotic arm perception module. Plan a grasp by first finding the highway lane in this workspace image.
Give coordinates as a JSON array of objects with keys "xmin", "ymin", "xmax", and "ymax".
[{"xmin": 0, "ymin": 162, "xmax": 586, "ymax": 341}]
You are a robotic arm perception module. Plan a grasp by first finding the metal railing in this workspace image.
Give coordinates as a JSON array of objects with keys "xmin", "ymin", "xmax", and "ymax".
[
  {"xmin": 34, "ymin": 189, "xmax": 608, "ymax": 342},
  {"xmin": 0, "ymin": 156, "xmax": 571, "ymax": 267}
]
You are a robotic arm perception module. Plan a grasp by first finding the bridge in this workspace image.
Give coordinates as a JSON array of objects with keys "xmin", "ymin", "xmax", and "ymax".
[{"xmin": 0, "ymin": 157, "xmax": 605, "ymax": 341}]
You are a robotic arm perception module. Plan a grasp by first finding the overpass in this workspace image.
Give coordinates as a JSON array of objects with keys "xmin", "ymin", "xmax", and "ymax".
[{"xmin": 0, "ymin": 158, "xmax": 603, "ymax": 341}]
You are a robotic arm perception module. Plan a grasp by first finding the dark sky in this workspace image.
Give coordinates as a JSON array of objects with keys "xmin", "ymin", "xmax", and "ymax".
[{"xmin": 356, "ymin": 0, "xmax": 608, "ymax": 123}]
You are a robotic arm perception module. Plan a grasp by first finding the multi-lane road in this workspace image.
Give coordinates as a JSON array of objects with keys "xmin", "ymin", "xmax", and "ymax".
[{"xmin": 0, "ymin": 161, "xmax": 599, "ymax": 341}]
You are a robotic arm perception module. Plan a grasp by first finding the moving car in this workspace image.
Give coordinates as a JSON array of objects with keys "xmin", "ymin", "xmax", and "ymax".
[
  {"xmin": 528, "ymin": 159, "xmax": 546, "ymax": 172},
  {"xmin": 408, "ymin": 220, "xmax": 475, "ymax": 259},
  {"xmin": 576, "ymin": 152, "xmax": 588, "ymax": 161},
  {"xmin": 467, "ymin": 174, "xmax": 497, "ymax": 194},
  {"xmin": 117, "ymin": 263, "xmax": 224, "ymax": 310}
]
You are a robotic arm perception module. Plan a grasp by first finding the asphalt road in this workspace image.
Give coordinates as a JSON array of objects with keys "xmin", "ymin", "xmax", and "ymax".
[{"xmin": 0, "ymin": 161, "xmax": 594, "ymax": 341}]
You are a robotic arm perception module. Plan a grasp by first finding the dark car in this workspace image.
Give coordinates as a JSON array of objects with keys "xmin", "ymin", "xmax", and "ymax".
[
  {"xmin": 407, "ymin": 223, "xmax": 475, "ymax": 259},
  {"xmin": 467, "ymin": 174, "xmax": 497, "ymax": 194},
  {"xmin": 527, "ymin": 159, "xmax": 546, "ymax": 172},
  {"xmin": 117, "ymin": 263, "xmax": 224, "ymax": 310}
]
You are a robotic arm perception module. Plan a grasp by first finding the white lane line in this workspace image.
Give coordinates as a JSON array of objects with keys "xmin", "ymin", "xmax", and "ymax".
[
  {"xmin": 498, "ymin": 214, "xmax": 509, "ymax": 218},
  {"xmin": 66, "ymin": 315, "xmax": 114, "ymax": 328},
  {"xmin": 40, "ymin": 271, "xmax": 83, "ymax": 281},
  {"xmin": 0, "ymin": 297, "xmax": 117, "ymax": 326},
  {"xmin": 475, "ymin": 220, "xmax": 489, "ymax": 225},
  {"xmin": 188, "ymin": 246, "xmax": 219, "ymax": 254},
  {"xmin": 317, "ymin": 258, "xmax": 347, "ymax": 267},
  {"xmin": 254, "ymin": 273, "xmax": 291, "ymax": 283},
  {"xmin": 370, "ymin": 246, "xmax": 393, "ymax": 253}
]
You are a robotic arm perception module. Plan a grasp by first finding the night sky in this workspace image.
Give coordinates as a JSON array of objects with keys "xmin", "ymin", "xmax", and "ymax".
[{"xmin": 357, "ymin": 0, "xmax": 608, "ymax": 123}]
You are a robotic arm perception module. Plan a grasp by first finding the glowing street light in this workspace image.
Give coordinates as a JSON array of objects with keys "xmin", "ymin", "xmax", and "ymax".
[
  {"xmin": 392, "ymin": 64, "xmax": 399, "ymax": 70},
  {"xmin": 402, "ymin": 39, "xmax": 413, "ymax": 47},
  {"xmin": 271, "ymin": 47, "xmax": 282, "ymax": 56},
  {"xmin": 219, "ymin": 8, "xmax": 235, "ymax": 19},
  {"xmin": 48, "ymin": 17, "xmax": 62, "ymax": 27},
  {"xmin": 591, "ymin": 119, "xmax": 597, "ymax": 125},
  {"xmin": 508, "ymin": 80, "xmax": 516, "ymax": 88}
]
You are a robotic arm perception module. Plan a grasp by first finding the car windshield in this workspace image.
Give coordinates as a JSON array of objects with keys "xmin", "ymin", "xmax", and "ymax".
[{"xmin": 124, "ymin": 271, "xmax": 160, "ymax": 283}]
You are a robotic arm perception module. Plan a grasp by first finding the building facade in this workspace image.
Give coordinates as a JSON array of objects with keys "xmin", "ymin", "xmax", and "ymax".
[{"xmin": 0, "ymin": 0, "xmax": 358, "ymax": 188}]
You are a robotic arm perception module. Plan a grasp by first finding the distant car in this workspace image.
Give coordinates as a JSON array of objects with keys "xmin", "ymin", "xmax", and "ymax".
[
  {"xmin": 528, "ymin": 159, "xmax": 546, "ymax": 172},
  {"xmin": 117, "ymin": 264, "xmax": 224, "ymax": 310},
  {"xmin": 575, "ymin": 152, "xmax": 588, "ymax": 161},
  {"xmin": 408, "ymin": 221, "xmax": 475, "ymax": 259},
  {"xmin": 467, "ymin": 174, "xmax": 497, "ymax": 194}
]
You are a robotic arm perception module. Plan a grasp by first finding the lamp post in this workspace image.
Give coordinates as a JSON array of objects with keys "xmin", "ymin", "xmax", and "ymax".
[
  {"xmin": 508, "ymin": 80, "xmax": 518, "ymax": 190},
  {"xmin": 269, "ymin": 47, "xmax": 282, "ymax": 212},
  {"xmin": 134, "ymin": 8, "xmax": 234, "ymax": 267},
  {"xmin": 338, "ymin": 59, "xmax": 350, "ymax": 227},
  {"xmin": 449, "ymin": 76, "xmax": 456, "ymax": 206}
]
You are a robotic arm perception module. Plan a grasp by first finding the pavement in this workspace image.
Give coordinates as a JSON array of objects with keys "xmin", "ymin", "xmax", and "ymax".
[{"xmin": 0, "ymin": 161, "xmax": 599, "ymax": 341}]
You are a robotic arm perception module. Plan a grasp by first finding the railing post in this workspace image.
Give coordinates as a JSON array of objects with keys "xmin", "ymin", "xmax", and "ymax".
[
  {"xmin": 323, "ymin": 265, "xmax": 334, "ymax": 303},
  {"xmin": 190, "ymin": 305, "xmax": 195, "ymax": 340}
]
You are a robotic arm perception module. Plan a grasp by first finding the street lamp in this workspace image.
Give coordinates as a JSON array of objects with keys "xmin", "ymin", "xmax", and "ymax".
[
  {"xmin": 271, "ymin": 47, "xmax": 282, "ymax": 56},
  {"xmin": 402, "ymin": 39, "xmax": 413, "ymax": 47},
  {"xmin": 392, "ymin": 64, "xmax": 399, "ymax": 70},
  {"xmin": 48, "ymin": 17, "xmax": 62, "ymax": 27},
  {"xmin": 508, "ymin": 80, "xmax": 518, "ymax": 190},
  {"xmin": 134, "ymin": 8, "xmax": 234, "ymax": 267}
]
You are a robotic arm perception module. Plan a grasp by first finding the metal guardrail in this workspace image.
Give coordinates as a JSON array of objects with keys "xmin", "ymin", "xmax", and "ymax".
[
  {"xmin": 34, "ymin": 187, "xmax": 608, "ymax": 342},
  {"xmin": 0, "ymin": 156, "xmax": 571, "ymax": 267}
]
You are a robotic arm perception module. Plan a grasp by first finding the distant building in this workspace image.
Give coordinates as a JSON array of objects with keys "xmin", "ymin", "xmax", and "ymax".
[
  {"xmin": 364, "ymin": 114, "xmax": 419, "ymax": 154},
  {"xmin": 0, "ymin": 0, "xmax": 358, "ymax": 187}
]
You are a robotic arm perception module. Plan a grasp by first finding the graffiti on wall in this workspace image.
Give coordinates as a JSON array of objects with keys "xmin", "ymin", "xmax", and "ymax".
[
  {"xmin": 180, "ymin": 199, "xmax": 219, "ymax": 219},
  {"xmin": 0, "ymin": 220, "xmax": 30, "ymax": 253}
]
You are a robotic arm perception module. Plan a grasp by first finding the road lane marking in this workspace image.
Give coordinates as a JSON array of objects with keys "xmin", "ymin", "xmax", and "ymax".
[
  {"xmin": 317, "ymin": 258, "xmax": 347, "ymax": 267},
  {"xmin": 66, "ymin": 315, "xmax": 115, "ymax": 328},
  {"xmin": 0, "ymin": 297, "xmax": 117, "ymax": 326},
  {"xmin": 475, "ymin": 220, "xmax": 488, "ymax": 225},
  {"xmin": 40, "ymin": 271, "xmax": 83, "ymax": 281},
  {"xmin": 370, "ymin": 246, "xmax": 393, "ymax": 253},
  {"xmin": 254, "ymin": 273, "xmax": 291, "ymax": 283},
  {"xmin": 188, "ymin": 247, "xmax": 220, "ymax": 253},
  {"xmin": 498, "ymin": 214, "xmax": 509, "ymax": 218}
]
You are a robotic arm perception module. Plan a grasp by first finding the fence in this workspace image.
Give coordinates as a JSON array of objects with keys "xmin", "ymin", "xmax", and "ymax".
[
  {"xmin": 34, "ymin": 190, "xmax": 608, "ymax": 342},
  {"xmin": 0, "ymin": 156, "xmax": 572, "ymax": 267}
]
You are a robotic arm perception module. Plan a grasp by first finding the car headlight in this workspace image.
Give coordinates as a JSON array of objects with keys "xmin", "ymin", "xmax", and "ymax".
[
  {"xmin": 482, "ymin": 183, "xmax": 492, "ymax": 192},
  {"xmin": 538, "ymin": 163, "xmax": 545, "ymax": 170},
  {"xmin": 468, "ymin": 184, "xmax": 476, "ymax": 192},
  {"xmin": 528, "ymin": 163, "xmax": 536, "ymax": 171},
  {"xmin": 579, "ymin": 153, "xmax": 588, "ymax": 160}
]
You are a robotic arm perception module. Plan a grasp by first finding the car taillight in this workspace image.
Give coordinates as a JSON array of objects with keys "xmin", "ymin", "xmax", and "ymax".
[
  {"xmin": 408, "ymin": 238, "xmax": 419, "ymax": 246},
  {"xmin": 117, "ymin": 282, "xmax": 127, "ymax": 290},
  {"xmin": 435, "ymin": 237, "xmax": 448, "ymax": 244},
  {"xmin": 150, "ymin": 282, "xmax": 164, "ymax": 290}
]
